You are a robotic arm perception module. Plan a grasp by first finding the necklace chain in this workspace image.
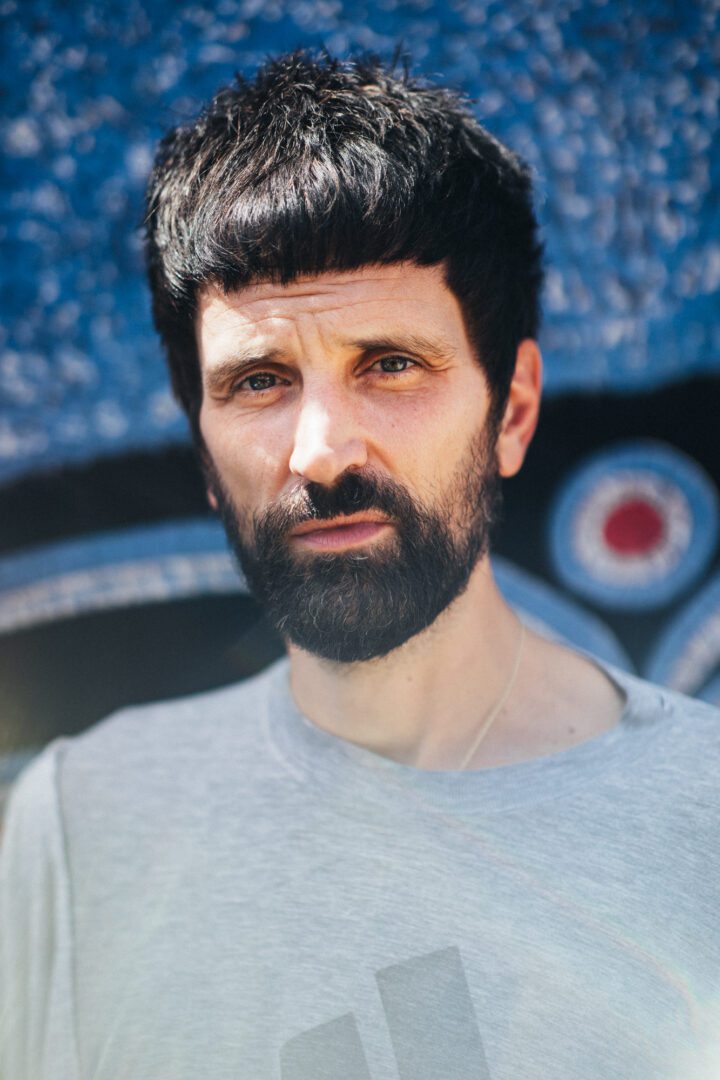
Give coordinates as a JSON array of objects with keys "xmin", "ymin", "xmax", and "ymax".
[{"xmin": 457, "ymin": 619, "xmax": 526, "ymax": 771}]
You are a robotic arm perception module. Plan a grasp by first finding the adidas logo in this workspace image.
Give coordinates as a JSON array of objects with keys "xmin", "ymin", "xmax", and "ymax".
[{"xmin": 281, "ymin": 946, "xmax": 492, "ymax": 1079}]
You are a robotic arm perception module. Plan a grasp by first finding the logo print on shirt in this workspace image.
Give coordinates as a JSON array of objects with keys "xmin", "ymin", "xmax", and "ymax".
[{"xmin": 280, "ymin": 946, "xmax": 492, "ymax": 1079}]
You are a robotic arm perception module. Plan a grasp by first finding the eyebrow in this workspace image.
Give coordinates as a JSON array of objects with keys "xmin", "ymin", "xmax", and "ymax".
[
  {"xmin": 202, "ymin": 349, "xmax": 286, "ymax": 393},
  {"xmin": 202, "ymin": 333, "xmax": 457, "ymax": 393},
  {"xmin": 349, "ymin": 334, "xmax": 457, "ymax": 362}
]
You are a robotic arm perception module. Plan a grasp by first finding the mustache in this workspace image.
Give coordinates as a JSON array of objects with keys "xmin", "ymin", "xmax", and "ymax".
[{"xmin": 253, "ymin": 469, "xmax": 418, "ymax": 538}]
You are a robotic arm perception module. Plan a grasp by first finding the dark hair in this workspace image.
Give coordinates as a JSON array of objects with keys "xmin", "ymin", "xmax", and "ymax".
[{"xmin": 145, "ymin": 50, "xmax": 543, "ymax": 440}]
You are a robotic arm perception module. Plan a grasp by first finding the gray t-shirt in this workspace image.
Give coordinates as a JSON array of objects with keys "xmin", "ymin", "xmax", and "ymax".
[{"xmin": 2, "ymin": 657, "xmax": 720, "ymax": 1079}]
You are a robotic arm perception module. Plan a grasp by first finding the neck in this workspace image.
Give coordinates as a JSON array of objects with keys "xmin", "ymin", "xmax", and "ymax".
[{"xmin": 287, "ymin": 557, "xmax": 523, "ymax": 769}]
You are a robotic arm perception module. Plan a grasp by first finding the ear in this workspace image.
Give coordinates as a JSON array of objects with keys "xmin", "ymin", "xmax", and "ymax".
[
  {"xmin": 206, "ymin": 487, "xmax": 219, "ymax": 512},
  {"xmin": 495, "ymin": 339, "xmax": 542, "ymax": 479}
]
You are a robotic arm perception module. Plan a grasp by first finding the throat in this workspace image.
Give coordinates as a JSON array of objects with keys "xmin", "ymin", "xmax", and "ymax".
[{"xmin": 286, "ymin": 572, "xmax": 531, "ymax": 769}]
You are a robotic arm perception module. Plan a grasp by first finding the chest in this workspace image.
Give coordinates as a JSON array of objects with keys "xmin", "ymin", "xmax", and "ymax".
[{"xmin": 69, "ymin": 808, "xmax": 720, "ymax": 1080}]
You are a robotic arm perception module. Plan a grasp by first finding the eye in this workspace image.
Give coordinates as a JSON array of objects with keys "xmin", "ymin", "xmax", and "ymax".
[
  {"xmin": 236, "ymin": 371, "xmax": 283, "ymax": 394},
  {"xmin": 371, "ymin": 355, "xmax": 417, "ymax": 375}
]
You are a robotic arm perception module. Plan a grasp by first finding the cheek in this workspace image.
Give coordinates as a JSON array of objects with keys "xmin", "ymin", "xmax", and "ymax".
[
  {"xmin": 201, "ymin": 410, "xmax": 291, "ymax": 501},
  {"xmin": 362, "ymin": 387, "xmax": 447, "ymax": 446},
  {"xmin": 371, "ymin": 390, "xmax": 484, "ymax": 474}
]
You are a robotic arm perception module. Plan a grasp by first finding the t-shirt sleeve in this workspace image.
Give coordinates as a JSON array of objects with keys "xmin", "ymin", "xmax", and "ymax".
[{"xmin": 0, "ymin": 742, "xmax": 80, "ymax": 1080}]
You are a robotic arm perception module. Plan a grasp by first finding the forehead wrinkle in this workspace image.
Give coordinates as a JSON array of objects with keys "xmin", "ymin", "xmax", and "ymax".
[
  {"xmin": 198, "ymin": 263, "xmax": 449, "ymax": 314},
  {"xmin": 230, "ymin": 296, "xmax": 430, "ymax": 322},
  {"xmin": 214, "ymin": 296, "xmax": 458, "ymax": 333},
  {"xmin": 203, "ymin": 308, "xmax": 463, "ymax": 370},
  {"xmin": 197, "ymin": 264, "xmax": 467, "ymax": 368},
  {"xmin": 212, "ymin": 263, "xmax": 437, "ymax": 302}
]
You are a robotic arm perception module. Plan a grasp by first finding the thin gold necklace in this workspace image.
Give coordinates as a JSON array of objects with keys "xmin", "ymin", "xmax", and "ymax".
[{"xmin": 457, "ymin": 619, "xmax": 526, "ymax": 770}]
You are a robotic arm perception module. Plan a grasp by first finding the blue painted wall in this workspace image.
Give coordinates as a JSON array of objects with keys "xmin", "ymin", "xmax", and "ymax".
[{"xmin": 2, "ymin": 0, "xmax": 719, "ymax": 481}]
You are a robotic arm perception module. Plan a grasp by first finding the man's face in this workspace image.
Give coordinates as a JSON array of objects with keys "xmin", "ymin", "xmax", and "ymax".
[{"xmin": 196, "ymin": 263, "xmax": 503, "ymax": 663}]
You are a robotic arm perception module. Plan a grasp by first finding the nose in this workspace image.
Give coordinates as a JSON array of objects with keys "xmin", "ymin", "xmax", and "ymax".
[{"xmin": 289, "ymin": 388, "xmax": 368, "ymax": 486}]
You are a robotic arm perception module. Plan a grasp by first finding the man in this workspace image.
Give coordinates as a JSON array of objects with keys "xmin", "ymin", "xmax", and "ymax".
[{"xmin": 2, "ymin": 51, "xmax": 719, "ymax": 1080}]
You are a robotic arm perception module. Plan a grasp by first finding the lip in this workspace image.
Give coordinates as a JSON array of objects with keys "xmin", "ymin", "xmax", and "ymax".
[
  {"xmin": 290, "ymin": 513, "xmax": 391, "ymax": 537},
  {"xmin": 289, "ymin": 514, "xmax": 392, "ymax": 550}
]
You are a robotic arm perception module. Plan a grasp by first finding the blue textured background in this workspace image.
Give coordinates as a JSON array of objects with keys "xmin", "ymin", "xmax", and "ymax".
[{"xmin": 2, "ymin": 0, "xmax": 719, "ymax": 482}]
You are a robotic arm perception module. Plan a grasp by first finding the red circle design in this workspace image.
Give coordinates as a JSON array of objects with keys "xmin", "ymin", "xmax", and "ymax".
[{"xmin": 602, "ymin": 499, "xmax": 665, "ymax": 555}]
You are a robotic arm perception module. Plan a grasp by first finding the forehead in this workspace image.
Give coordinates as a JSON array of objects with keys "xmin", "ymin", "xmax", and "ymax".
[{"xmin": 195, "ymin": 263, "xmax": 469, "ymax": 353}]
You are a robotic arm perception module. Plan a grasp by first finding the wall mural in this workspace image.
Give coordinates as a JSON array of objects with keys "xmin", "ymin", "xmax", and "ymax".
[{"xmin": 1, "ymin": 0, "xmax": 719, "ymax": 808}]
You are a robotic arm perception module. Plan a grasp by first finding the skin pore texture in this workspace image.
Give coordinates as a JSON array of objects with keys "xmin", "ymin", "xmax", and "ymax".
[{"xmin": 197, "ymin": 263, "xmax": 625, "ymax": 770}]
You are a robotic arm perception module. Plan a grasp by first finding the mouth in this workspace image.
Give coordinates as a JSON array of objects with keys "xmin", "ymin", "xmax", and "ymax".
[{"xmin": 289, "ymin": 513, "xmax": 393, "ymax": 550}]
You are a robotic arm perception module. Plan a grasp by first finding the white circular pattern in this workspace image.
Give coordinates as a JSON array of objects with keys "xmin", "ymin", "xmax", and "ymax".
[
  {"xmin": 549, "ymin": 441, "xmax": 719, "ymax": 610},
  {"xmin": 646, "ymin": 572, "xmax": 720, "ymax": 696},
  {"xmin": 572, "ymin": 470, "xmax": 692, "ymax": 588}
]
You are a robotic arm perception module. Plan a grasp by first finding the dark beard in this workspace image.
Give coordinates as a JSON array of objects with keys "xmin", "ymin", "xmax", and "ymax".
[{"xmin": 206, "ymin": 428, "xmax": 501, "ymax": 663}]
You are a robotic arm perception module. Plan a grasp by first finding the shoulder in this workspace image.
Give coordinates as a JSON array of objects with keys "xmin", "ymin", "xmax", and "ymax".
[
  {"xmin": 607, "ymin": 665, "xmax": 720, "ymax": 782},
  {"xmin": 5, "ymin": 658, "xmax": 290, "ymax": 838},
  {"xmin": 66, "ymin": 655, "xmax": 288, "ymax": 770},
  {"xmin": 611, "ymin": 665, "xmax": 720, "ymax": 731},
  {"xmin": 0, "ymin": 740, "xmax": 80, "ymax": 1080},
  {"xmin": 2, "ymin": 741, "xmax": 66, "ymax": 858},
  {"xmin": 1, "ymin": 741, "xmax": 73, "ymax": 947}
]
